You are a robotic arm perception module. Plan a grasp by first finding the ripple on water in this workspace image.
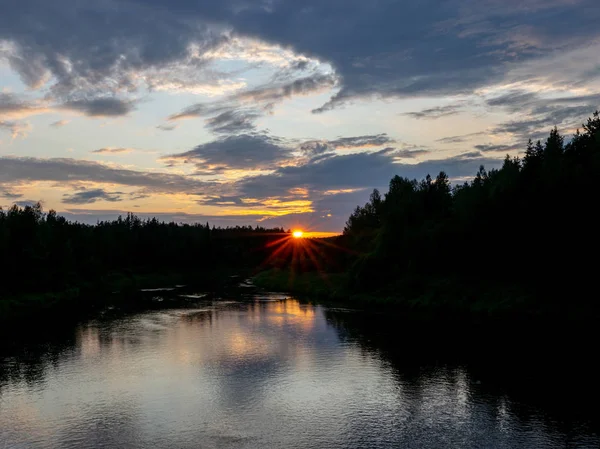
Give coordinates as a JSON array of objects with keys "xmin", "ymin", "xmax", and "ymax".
[{"xmin": 0, "ymin": 298, "xmax": 598, "ymax": 449}]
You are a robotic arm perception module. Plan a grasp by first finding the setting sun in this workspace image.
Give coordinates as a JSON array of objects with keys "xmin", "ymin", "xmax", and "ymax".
[{"xmin": 292, "ymin": 230, "xmax": 304, "ymax": 238}]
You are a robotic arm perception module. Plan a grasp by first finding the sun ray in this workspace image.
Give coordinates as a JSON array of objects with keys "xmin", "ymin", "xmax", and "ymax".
[
  {"xmin": 265, "ymin": 235, "xmax": 292, "ymax": 248},
  {"xmin": 259, "ymin": 237, "xmax": 293, "ymax": 269},
  {"xmin": 311, "ymin": 236, "xmax": 361, "ymax": 255},
  {"xmin": 301, "ymin": 240, "xmax": 332, "ymax": 286}
]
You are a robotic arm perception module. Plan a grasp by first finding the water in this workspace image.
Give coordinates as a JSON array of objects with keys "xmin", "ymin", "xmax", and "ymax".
[{"xmin": 1, "ymin": 295, "xmax": 598, "ymax": 448}]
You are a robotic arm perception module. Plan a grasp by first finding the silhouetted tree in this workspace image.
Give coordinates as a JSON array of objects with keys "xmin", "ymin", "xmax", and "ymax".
[{"xmin": 340, "ymin": 111, "xmax": 600, "ymax": 313}]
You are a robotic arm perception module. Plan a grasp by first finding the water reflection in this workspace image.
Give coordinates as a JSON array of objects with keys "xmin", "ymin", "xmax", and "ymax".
[{"xmin": 1, "ymin": 298, "xmax": 599, "ymax": 448}]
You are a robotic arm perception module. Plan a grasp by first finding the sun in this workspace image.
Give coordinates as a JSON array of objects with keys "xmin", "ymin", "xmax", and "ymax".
[{"xmin": 292, "ymin": 230, "xmax": 304, "ymax": 239}]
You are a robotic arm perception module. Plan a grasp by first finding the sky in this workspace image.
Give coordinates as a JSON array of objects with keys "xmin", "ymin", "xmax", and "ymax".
[{"xmin": 1, "ymin": 0, "xmax": 600, "ymax": 233}]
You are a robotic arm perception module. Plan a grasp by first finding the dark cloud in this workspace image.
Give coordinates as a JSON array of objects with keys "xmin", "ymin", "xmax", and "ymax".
[
  {"xmin": 13, "ymin": 200, "xmax": 40, "ymax": 208},
  {"xmin": 0, "ymin": 156, "xmax": 213, "ymax": 195},
  {"xmin": 298, "ymin": 133, "xmax": 395, "ymax": 156},
  {"xmin": 436, "ymin": 132, "xmax": 486, "ymax": 144},
  {"xmin": 168, "ymin": 104, "xmax": 213, "ymax": 121},
  {"xmin": 0, "ymin": 0, "xmax": 598, "ymax": 113},
  {"xmin": 92, "ymin": 147, "xmax": 133, "ymax": 154},
  {"xmin": 486, "ymin": 91, "xmax": 539, "ymax": 111},
  {"xmin": 485, "ymin": 90, "xmax": 600, "ymax": 141},
  {"xmin": 235, "ymin": 73, "xmax": 338, "ymax": 104},
  {"xmin": 130, "ymin": 193, "xmax": 150, "ymax": 200},
  {"xmin": 299, "ymin": 141, "xmax": 331, "ymax": 156},
  {"xmin": 486, "ymin": 91, "xmax": 600, "ymax": 114},
  {"xmin": 197, "ymin": 196, "xmax": 244, "ymax": 206},
  {"xmin": 0, "ymin": 0, "xmax": 226, "ymax": 100},
  {"xmin": 474, "ymin": 143, "xmax": 521, "ymax": 153},
  {"xmin": 0, "ymin": 188, "xmax": 23, "ymax": 199},
  {"xmin": 62, "ymin": 188, "xmax": 124, "ymax": 204},
  {"xmin": 61, "ymin": 98, "xmax": 135, "ymax": 117},
  {"xmin": 238, "ymin": 0, "xmax": 599, "ymax": 110},
  {"xmin": 394, "ymin": 149, "xmax": 431, "ymax": 159},
  {"xmin": 205, "ymin": 109, "xmax": 260, "ymax": 134},
  {"xmin": 167, "ymin": 74, "xmax": 335, "ymax": 134},
  {"xmin": 167, "ymin": 102, "xmax": 262, "ymax": 135},
  {"xmin": 229, "ymin": 148, "xmax": 502, "ymax": 231},
  {"xmin": 458, "ymin": 151, "xmax": 485, "ymax": 159},
  {"xmin": 0, "ymin": 93, "xmax": 48, "ymax": 122},
  {"xmin": 237, "ymin": 148, "xmax": 502, "ymax": 200},
  {"xmin": 0, "ymin": 93, "xmax": 35, "ymax": 115},
  {"xmin": 1, "ymin": 92, "xmax": 132, "ymax": 121},
  {"xmin": 403, "ymin": 103, "xmax": 465, "ymax": 120},
  {"xmin": 492, "ymin": 105, "xmax": 597, "ymax": 141},
  {"xmin": 161, "ymin": 134, "xmax": 292, "ymax": 171},
  {"xmin": 327, "ymin": 133, "xmax": 395, "ymax": 149}
]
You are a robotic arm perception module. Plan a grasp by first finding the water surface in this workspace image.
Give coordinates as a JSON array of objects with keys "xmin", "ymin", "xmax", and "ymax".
[{"xmin": 1, "ymin": 295, "xmax": 598, "ymax": 448}]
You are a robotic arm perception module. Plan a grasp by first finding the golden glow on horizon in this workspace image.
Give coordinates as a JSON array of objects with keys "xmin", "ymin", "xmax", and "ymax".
[
  {"xmin": 300, "ymin": 231, "xmax": 339, "ymax": 238},
  {"xmin": 293, "ymin": 230, "xmax": 304, "ymax": 238}
]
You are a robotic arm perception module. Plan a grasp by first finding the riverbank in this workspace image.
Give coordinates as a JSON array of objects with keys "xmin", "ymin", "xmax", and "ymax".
[
  {"xmin": 252, "ymin": 268, "xmax": 594, "ymax": 323},
  {"xmin": 0, "ymin": 269, "xmax": 244, "ymax": 328}
]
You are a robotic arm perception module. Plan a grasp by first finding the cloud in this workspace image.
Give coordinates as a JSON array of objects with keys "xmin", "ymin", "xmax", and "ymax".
[
  {"xmin": 327, "ymin": 134, "xmax": 395, "ymax": 149},
  {"xmin": 91, "ymin": 147, "xmax": 134, "ymax": 154},
  {"xmin": 1, "ymin": 0, "xmax": 599, "ymax": 115},
  {"xmin": 0, "ymin": 187, "xmax": 23, "ymax": 199},
  {"xmin": 485, "ymin": 91, "xmax": 540, "ymax": 111},
  {"xmin": 1, "ymin": 92, "xmax": 133, "ymax": 123},
  {"xmin": 167, "ymin": 102, "xmax": 263, "ymax": 135},
  {"xmin": 394, "ymin": 148, "xmax": 431, "ymax": 159},
  {"xmin": 50, "ymin": 119, "xmax": 70, "ymax": 127},
  {"xmin": 298, "ymin": 133, "xmax": 396, "ymax": 156},
  {"xmin": 403, "ymin": 103, "xmax": 466, "ymax": 120},
  {"xmin": 236, "ymin": 148, "xmax": 502, "ymax": 200},
  {"xmin": 474, "ymin": 143, "xmax": 522, "ymax": 153},
  {"xmin": 492, "ymin": 105, "xmax": 598, "ymax": 141},
  {"xmin": 234, "ymin": 73, "xmax": 338, "ymax": 104},
  {"xmin": 457, "ymin": 151, "xmax": 485, "ymax": 159},
  {"xmin": 13, "ymin": 200, "xmax": 40, "ymax": 208},
  {"xmin": 161, "ymin": 134, "xmax": 292, "ymax": 171},
  {"xmin": 168, "ymin": 103, "xmax": 213, "ymax": 121},
  {"xmin": 0, "ymin": 120, "xmax": 32, "ymax": 139},
  {"xmin": 225, "ymin": 148, "xmax": 502, "ymax": 231},
  {"xmin": 298, "ymin": 140, "xmax": 332, "ymax": 156},
  {"xmin": 486, "ymin": 90, "xmax": 600, "ymax": 114},
  {"xmin": 62, "ymin": 188, "xmax": 124, "ymax": 204},
  {"xmin": 436, "ymin": 132, "xmax": 486, "ymax": 144},
  {"xmin": 0, "ymin": 0, "xmax": 229, "ymax": 100},
  {"xmin": 205, "ymin": 108, "xmax": 261, "ymax": 134},
  {"xmin": 167, "ymin": 73, "xmax": 336, "ymax": 134},
  {"xmin": 0, "ymin": 92, "xmax": 49, "ymax": 120},
  {"xmin": 0, "ymin": 156, "xmax": 213, "ymax": 195},
  {"xmin": 222, "ymin": 0, "xmax": 600, "ymax": 111},
  {"xmin": 483, "ymin": 90, "xmax": 600, "ymax": 141},
  {"xmin": 197, "ymin": 196, "xmax": 245, "ymax": 206},
  {"xmin": 156, "ymin": 123, "xmax": 178, "ymax": 131},
  {"xmin": 61, "ymin": 97, "xmax": 136, "ymax": 117}
]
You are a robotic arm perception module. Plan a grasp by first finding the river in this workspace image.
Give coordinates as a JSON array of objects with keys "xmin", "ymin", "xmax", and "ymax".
[{"xmin": 1, "ymin": 291, "xmax": 598, "ymax": 448}]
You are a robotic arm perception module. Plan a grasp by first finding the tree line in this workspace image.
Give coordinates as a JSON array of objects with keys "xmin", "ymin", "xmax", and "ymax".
[
  {"xmin": 0, "ymin": 207, "xmax": 285, "ymax": 299},
  {"xmin": 341, "ymin": 111, "xmax": 600, "ymax": 313},
  {"xmin": 3, "ymin": 111, "xmax": 600, "ymax": 316}
]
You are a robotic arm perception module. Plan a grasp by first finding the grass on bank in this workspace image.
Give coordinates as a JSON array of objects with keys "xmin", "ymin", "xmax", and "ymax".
[{"xmin": 252, "ymin": 268, "xmax": 577, "ymax": 321}]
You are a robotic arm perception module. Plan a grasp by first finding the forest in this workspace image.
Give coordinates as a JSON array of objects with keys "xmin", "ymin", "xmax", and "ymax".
[
  {"xmin": 2, "ymin": 111, "xmax": 600, "ymax": 321},
  {"xmin": 258, "ymin": 111, "xmax": 600, "ymax": 318},
  {"xmin": 0, "ymin": 209, "xmax": 286, "ymax": 322}
]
